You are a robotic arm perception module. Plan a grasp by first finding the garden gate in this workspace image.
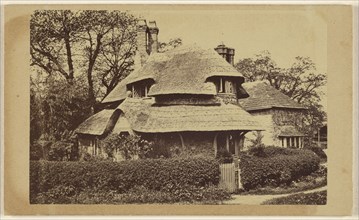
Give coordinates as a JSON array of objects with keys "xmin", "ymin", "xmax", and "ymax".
[{"xmin": 219, "ymin": 159, "xmax": 242, "ymax": 193}]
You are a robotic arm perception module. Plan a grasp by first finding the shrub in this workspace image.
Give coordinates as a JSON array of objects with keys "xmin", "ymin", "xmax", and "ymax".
[
  {"xmin": 101, "ymin": 134, "xmax": 154, "ymax": 160},
  {"xmin": 262, "ymin": 146, "xmax": 302, "ymax": 157},
  {"xmin": 239, "ymin": 149, "xmax": 320, "ymax": 190},
  {"xmin": 30, "ymin": 156, "xmax": 220, "ymax": 202},
  {"xmin": 216, "ymin": 148, "xmax": 233, "ymax": 163},
  {"xmin": 248, "ymin": 131, "xmax": 265, "ymax": 149},
  {"xmin": 248, "ymin": 146, "xmax": 266, "ymax": 157},
  {"xmin": 33, "ymin": 185, "xmax": 231, "ymax": 204},
  {"xmin": 262, "ymin": 190, "xmax": 327, "ymax": 205},
  {"xmin": 307, "ymin": 146, "xmax": 327, "ymax": 161}
]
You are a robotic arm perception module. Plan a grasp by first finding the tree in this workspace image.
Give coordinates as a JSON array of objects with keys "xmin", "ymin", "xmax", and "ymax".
[
  {"xmin": 30, "ymin": 75, "xmax": 91, "ymax": 140},
  {"xmin": 30, "ymin": 10, "xmax": 138, "ymax": 106},
  {"xmin": 158, "ymin": 38, "xmax": 182, "ymax": 53},
  {"xmin": 95, "ymin": 12, "xmax": 137, "ymax": 97},
  {"xmin": 30, "ymin": 10, "xmax": 80, "ymax": 83},
  {"xmin": 235, "ymin": 51, "xmax": 327, "ymax": 139}
]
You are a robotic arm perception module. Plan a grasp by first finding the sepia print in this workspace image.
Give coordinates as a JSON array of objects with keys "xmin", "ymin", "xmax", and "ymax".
[
  {"xmin": 29, "ymin": 8, "xmax": 328, "ymax": 205},
  {"xmin": 3, "ymin": 4, "xmax": 355, "ymax": 216}
]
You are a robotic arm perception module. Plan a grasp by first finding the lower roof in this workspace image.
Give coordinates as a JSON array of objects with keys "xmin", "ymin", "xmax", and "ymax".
[
  {"xmin": 117, "ymin": 98, "xmax": 263, "ymax": 133},
  {"xmin": 239, "ymin": 81, "xmax": 307, "ymax": 111},
  {"xmin": 75, "ymin": 109, "xmax": 117, "ymax": 136}
]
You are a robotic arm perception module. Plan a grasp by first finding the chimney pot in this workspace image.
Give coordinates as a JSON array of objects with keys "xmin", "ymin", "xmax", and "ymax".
[{"xmin": 214, "ymin": 44, "xmax": 235, "ymax": 66}]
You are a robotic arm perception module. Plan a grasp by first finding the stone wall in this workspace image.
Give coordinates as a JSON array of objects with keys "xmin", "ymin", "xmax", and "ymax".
[
  {"xmin": 244, "ymin": 108, "xmax": 305, "ymax": 149},
  {"xmin": 154, "ymin": 132, "xmax": 215, "ymax": 157},
  {"xmin": 244, "ymin": 110, "xmax": 274, "ymax": 149}
]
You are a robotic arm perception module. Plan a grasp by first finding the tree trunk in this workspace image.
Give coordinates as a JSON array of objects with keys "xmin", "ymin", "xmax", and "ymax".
[
  {"xmin": 87, "ymin": 34, "xmax": 103, "ymax": 113},
  {"xmin": 64, "ymin": 32, "xmax": 74, "ymax": 82},
  {"xmin": 87, "ymin": 66, "xmax": 96, "ymax": 112}
]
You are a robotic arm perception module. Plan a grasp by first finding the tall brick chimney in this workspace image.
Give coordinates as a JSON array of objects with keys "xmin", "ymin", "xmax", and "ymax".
[
  {"xmin": 135, "ymin": 19, "xmax": 159, "ymax": 67},
  {"xmin": 214, "ymin": 44, "xmax": 235, "ymax": 65},
  {"xmin": 136, "ymin": 19, "xmax": 150, "ymax": 66},
  {"xmin": 148, "ymin": 21, "xmax": 159, "ymax": 54}
]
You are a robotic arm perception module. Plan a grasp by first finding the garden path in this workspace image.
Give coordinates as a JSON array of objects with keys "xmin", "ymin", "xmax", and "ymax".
[{"xmin": 223, "ymin": 186, "xmax": 328, "ymax": 205}]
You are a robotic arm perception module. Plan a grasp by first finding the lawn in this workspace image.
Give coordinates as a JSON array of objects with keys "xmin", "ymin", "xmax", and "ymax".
[{"xmin": 262, "ymin": 190, "xmax": 327, "ymax": 205}]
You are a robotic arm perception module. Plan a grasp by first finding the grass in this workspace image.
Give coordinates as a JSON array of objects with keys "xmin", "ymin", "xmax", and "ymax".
[
  {"xmin": 237, "ymin": 180, "xmax": 326, "ymax": 195},
  {"xmin": 262, "ymin": 190, "xmax": 327, "ymax": 205}
]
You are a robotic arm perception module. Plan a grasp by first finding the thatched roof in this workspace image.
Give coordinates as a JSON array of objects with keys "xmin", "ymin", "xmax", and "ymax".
[
  {"xmin": 102, "ymin": 45, "xmax": 244, "ymax": 103},
  {"xmin": 278, "ymin": 125, "xmax": 305, "ymax": 137},
  {"xmin": 239, "ymin": 81, "xmax": 306, "ymax": 111},
  {"xmin": 117, "ymin": 98, "xmax": 263, "ymax": 133},
  {"xmin": 101, "ymin": 78, "xmax": 128, "ymax": 104},
  {"xmin": 75, "ymin": 109, "xmax": 118, "ymax": 135},
  {"xmin": 112, "ymin": 114, "xmax": 132, "ymax": 134}
]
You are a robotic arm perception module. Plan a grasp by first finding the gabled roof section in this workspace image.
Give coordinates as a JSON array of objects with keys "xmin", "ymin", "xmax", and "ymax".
[
  {"xmin": 102, "ymin": 44, "xmax": 244, "ymax": 103},
  {"xmin": 117, "ymin": 98, "xmax": 263, "ymax": 133},
  {"xmin": 75, "ymin": 109, "xmax": 119, "ymax": 136},
  {"xmin": 238, "ymin": 81, "xmax": 306, "ymax": 111},
  {"xmin": 101, "ymin": 78, "xmax": 128, "ymax": 104}
]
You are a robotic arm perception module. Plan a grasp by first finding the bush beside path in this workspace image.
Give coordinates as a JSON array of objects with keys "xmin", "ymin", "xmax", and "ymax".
[{"xmin": 223, "ymin": 186, "xmax": 327, "ymax": 205}]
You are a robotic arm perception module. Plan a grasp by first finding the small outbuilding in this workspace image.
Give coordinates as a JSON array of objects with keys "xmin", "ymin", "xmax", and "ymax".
[{"xmin": 238, "ymin": 81, "xmax": 307, "ymax": 149}]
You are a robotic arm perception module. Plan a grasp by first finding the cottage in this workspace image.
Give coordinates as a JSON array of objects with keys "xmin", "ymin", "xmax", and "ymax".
[
  {"xmin": 75, "ymin": 20, "xmax": 263, "ymax": 160},
  {"xmin": 238, "ymin": 81, "xmax": 307, "ymax": 149}
]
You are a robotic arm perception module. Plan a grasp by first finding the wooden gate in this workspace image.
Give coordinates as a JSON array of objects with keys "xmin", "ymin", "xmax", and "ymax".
[
  {"xmin": 219, "ymin": 161, "xmax": 243, "ymax": 193},
  {"xmin": 219, "ymin": 163, "xmax": 237, "ymax": 193}
]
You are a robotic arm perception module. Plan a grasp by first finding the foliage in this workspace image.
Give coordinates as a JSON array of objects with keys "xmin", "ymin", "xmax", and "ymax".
[
  {"xmin": 30, "ymin": 10, "xmax": 138, "ymax": 103},
  {"xmin": 30, "ymin": 75, "xmax": 92, "ymax": 140},
  {"xmin": 239, "ymin": 163, "xmax": 327, "ymax": 195},
  {"xmin": 30, "ymin": 156, "xmax": 220, "ymax": 202},
  {"xmin": 235, "ymin": 51, "xmax": 327, "ymax": 139},
  {"xmin": 30, "ymin": 10, "xmax": 138, "ymax": 148},
  {"xmin": 262, "ymin": 190, "xmax": 327, "ymax": 205},
  {"xmin": 101, "ymin": 133, "xmax": 154, "ymax": 160},
  {"xmin": 158, "ymin": 38, "xmax": 182, "ymax": 53},
  {"xmin": 239, "ymin": 148, "xmax": 320, "ymax": 190},
  {"xmin": 216, "ymin": 148, "xmax": 233, "ymax": 164},
  {"xmin": 30, "ymin": 130, "xmax": 79, "ymax": 161},
  {"xmin": 32, "ymin": 185, "xmax": 230, "ymax": 204},
  {"xmin": 30, "ymin": 10, "xmax": 79, "ymax": 81},
  {"xmin": 248, "ymin": 146, "xmax": 266, "ymax": 157},
  {"xmin": 307, "ymin": 146, "xmax": 327, "ymax": 161},
  {"xmin": 248, "ymin": 131, "xmax": 265, "ymax": 149}
]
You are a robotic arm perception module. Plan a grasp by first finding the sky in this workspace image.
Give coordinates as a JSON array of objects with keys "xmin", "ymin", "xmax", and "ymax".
[{"xmin": 133, "ymin": 8, "xmax": 328, "ymax": 110}]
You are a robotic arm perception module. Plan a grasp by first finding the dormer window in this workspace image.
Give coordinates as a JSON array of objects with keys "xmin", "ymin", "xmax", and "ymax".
[
  {"xmin": 215, "ymin": 77, "xmax": 237, "ymax": 95},
  {"xmin": 131, "ymin": 84, "xmax": 149, "ymax": 98},
  {"xmin": 128, "ymin": 79, "xmax": 154, "ymax": 99}
]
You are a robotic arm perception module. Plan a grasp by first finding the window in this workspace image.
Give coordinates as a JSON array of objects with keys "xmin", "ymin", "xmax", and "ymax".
[
  {"xmin": 281, "ymin": 136, "xmax": 302, "ymax": 148},
  {"xmin": 131, "ymin": 84, "xmax": 151, "ymax": 98},
  {"xmin": 215, "ymin": 77, "xmax": 237, "ymax": 95}
]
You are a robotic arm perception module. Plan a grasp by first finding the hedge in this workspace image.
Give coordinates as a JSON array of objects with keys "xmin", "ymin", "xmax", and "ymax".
[
  {"xmin": 307, "ymin": 146, "xmax": 327, "ymax": 161},
  {"xmin": 239, "ymin": 148, "xmax": 320, "ymax": 190},
  {"xmin": 30, "ymin": 156, "xmax": 220, "ymax": 202},
  {"xmin": 34, "ymin": 185, "xmax": 231, "ymax": 204}
]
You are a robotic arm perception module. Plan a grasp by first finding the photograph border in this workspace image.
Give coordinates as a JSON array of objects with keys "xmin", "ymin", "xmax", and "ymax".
[{"xmin": 2, "ymin": 3, "xmax": 357, "ymax": 217}]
